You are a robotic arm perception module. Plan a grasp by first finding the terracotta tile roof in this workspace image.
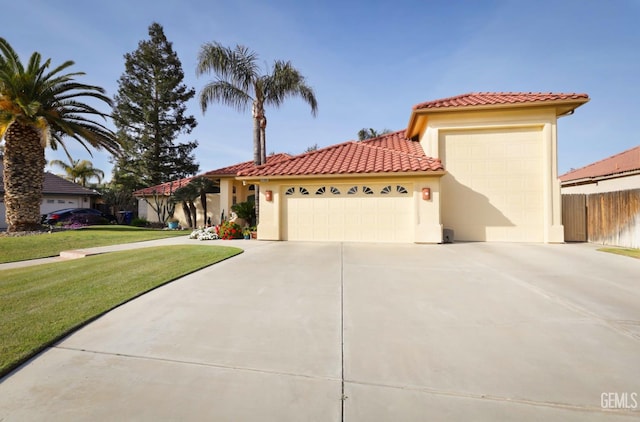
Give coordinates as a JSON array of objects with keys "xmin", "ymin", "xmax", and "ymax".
[
  {"xmin": 202, "ymin": 153, "xmax": 291, "ymax": 177},
  {"xmin": 0, "ymin": 163, "xmax": 99, "ymax": 196},
  {"xmin": 238, "ymin": 135, "xmax": 443, "ymax": 177},
  {"xmin": 413, "ymin": 92, "xmax": 589, "ymax": 110},
  {"xmin": 360, "ymin": 130, "xmax": 424, "ymax": 155},
  {"xmin": 560, "ymin": 145, "xmax": 640, "ymax": 182},
  {"xmin": 133, "ymin": 154, "xmax": 293, "ymax": 196},
  {"xmin": 133, "ymin": 177, "xmax": 194, "ymax": 197}
]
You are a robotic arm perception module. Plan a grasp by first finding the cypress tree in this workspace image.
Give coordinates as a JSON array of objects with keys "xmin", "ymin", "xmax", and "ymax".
[{"xmin": 112, "ymin": 22, "xmax": 198, "ymax": 189}]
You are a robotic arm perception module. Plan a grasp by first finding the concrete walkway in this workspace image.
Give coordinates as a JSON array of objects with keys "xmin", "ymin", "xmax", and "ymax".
[{"xmin": 1, "ymin": 240, "xmax": 639, "ymax": 420}]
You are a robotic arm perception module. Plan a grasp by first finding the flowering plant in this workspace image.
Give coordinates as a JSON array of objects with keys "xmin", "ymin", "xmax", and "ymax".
[
  {"xmin": 189, "ymin": 226, "xmax": 219, "ymax": 241},
  {"xmin": 219, "ymin": 221, "xmax": 244, "ymax": 240}
]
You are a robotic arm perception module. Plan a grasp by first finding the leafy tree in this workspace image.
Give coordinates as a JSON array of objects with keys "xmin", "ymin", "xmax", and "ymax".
[
  {"xmin": 0, "ymin": 38, "xmax": 118, "ymax": 232},
  {"xmin": 304, "ymin": 143, "xmax": 319, "ymax": 153},
  {"xmin": 357, "ymin": 128, "xmax": 392, "ymax": 141},
  {"xmin": 173, "ymin": 183, "xmax": 197, "ymax": 228},
  {"xmin": 50, "ymin": 158, "xmax": 104, "ymax": 186},
  {"xmin": 173, "ymin": 177, "xmax": 217, "ymax": 228},
  {"xmin": 99, "ymin": 183, "xmax": 136, "ymax": 218},
  {"xmin": 189, "ymin": 176, "xmax": 217, "ymax": 227},
  {"xmin": 112, "ymin": 22, "xmax": 198, "ymax": 189}
]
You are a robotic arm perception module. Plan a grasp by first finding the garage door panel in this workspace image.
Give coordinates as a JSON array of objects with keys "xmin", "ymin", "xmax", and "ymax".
[
  {"xmin": 441, "ymin": 128, "xmax": 544, "ymax": 242},
  {"xmin": 283, "ymin": 184, "xmax": 413, "ymax": 242}
]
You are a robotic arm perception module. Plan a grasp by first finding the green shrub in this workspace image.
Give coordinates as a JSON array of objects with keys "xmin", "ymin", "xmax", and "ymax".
[
  {"xmin": 131, "ymin": 217, "xmax": 149, "ymax": 227},
  {"xmin": 219, "ymin": 221, "xmax": 243, "ymax": 239}
]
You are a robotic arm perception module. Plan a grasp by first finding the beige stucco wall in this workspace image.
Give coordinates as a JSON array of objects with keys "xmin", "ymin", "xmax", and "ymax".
[
  {"xmin": 138, "ymin": 194, "xmax": 220, "ymax": 227},
  {"xmin": 561, "ymin": 173, "xmax": 640, "ymax": 194},
  {"xmin": 255, "ymin": 175, "xmax": 442, "ymax": 243},
  {"xmin": 419, "ymin": 107, "xmax": 564, "ymax": 243}
]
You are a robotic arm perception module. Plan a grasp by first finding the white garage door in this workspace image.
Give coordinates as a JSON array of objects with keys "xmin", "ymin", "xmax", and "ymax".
[
  {"xmin": 283, "ymin": 183, "xmax": 414, "ymax": 242},
  {"xmin": 440, "ymin": 127, "xmax": 544, "ymax": 242}
]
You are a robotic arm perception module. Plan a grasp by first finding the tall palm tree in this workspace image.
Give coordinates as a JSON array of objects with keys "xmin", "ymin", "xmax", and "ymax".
[
  {"xmin": 0, "ymin": 38, "xmax": 118, "ymax": 232},
  {"xmin": 50, "ymin": 158, "xmax": 105, "ymax": 187},
  {"xmin": 196, "ymin": 42, "xmax": 318, "ymax": 166}
]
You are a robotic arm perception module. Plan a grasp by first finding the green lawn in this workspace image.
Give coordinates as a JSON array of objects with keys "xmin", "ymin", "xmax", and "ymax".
[
  {"xmin": 598, "ymin": 247, "xmax": 640, "ymax": 259},
  {"xmin": 0, "ymin": 226, "xmax": 189, "ymax": 263},
  {"xmin": 0, "ymin": 245, "xmax": 242, "ymax": 376}
]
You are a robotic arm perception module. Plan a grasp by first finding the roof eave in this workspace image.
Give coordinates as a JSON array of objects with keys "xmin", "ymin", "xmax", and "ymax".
[
  {"xmin": 561, "ymin": 168, "xmax": 640, "ymax": 186},
  {"xmin": 406, "ymin": 98, "xmax": 590, "ymax": 139},
  {"xmin": 236, "ymin": 170, "xmax": 447, "ymax": 182}
]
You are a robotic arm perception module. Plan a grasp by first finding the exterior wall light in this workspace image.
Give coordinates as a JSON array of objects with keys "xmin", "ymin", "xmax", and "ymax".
[
  {"xmin": 265, "ymin": 190, "xmax": 273, "ymax": 202},
  {"xmin": 422, "ymin": 187, "xmax": 431, "ymax": 201}
]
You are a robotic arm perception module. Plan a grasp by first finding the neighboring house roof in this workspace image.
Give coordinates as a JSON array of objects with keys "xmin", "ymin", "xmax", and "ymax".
[
  {"xmin": 133, "ymin": 177, "xmax": 194, "ymax": 197},
  {"xmin": 0, "ymin": 163, "xmax": 99, "ymax": 196},
  {"xmin": 406, "ymin": 92, "xmax": 589, "ymax": 139},
  {"xmin": 237, "ymin": 132, "xmax": 443, "ymax": 178},
  {"xmin": 133, "ymin": 154, "xmax": 293, "ymax": 196},
  {"xmin": 560, "ymin": 145, "xmax": 640, "ymax": 183}
]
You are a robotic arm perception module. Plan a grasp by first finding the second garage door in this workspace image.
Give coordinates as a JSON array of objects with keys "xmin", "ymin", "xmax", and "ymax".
[
  {"xmin": 282, "ymin": 183, "xmax": 414, "ymax": 242},
  {"xmin": 440, "ymin": 127, "xmax": 545, "ymax": 242}
]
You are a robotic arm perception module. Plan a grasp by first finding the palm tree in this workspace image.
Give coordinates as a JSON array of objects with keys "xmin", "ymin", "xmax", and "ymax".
[
  {"xmin": 50, "ymin": 158, "xmax": 105, "ymax": 187},
  {"xmin": 188, "ymin": 176, "xmax": 217, "ymax": 227},
  {"xmin": 196, "ymin": 42, "xmax": 318, "ymax": 166},
  {"xmin": 357, "ymin": 128, "xmax": 392, "ymax": 141},
  {"xmin": 0, "ymin": 38, "xmax": 118, "ymax": 232}
]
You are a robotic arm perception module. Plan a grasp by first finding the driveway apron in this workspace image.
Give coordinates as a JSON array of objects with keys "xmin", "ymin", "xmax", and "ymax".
[{"xmin": 1, "ymin": 241, "xmax": 639, "ymax": 421}]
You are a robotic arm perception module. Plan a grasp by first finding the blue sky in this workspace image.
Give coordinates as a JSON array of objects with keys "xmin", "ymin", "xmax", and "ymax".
[{"xmin": 3, "ymin": 0, "xmax": 639, "ymax": 180}]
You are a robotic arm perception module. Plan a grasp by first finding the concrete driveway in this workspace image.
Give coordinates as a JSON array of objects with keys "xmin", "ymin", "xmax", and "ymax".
[{"xmin": 0, "ymin": 241, "xmax": 639, "ymax": 421}]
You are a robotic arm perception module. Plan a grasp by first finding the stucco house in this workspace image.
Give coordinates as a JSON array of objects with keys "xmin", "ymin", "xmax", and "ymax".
[
  {"xmin": 134, "ymin": 154, "xmax": 291, "ymax": 225},
  {"xmin": 560, "ymin": 145, "xmax": 640, "ymax": 194},
  {"xmin": 136, "ymin": 92, "xmax": 589, "ymax": 243},
  {"xmin": 0, "ymin": 162, "xmax": 101, "ymax": 230},
  {"xmin": 239, "ymin": 92, "xmax": 589, "ymax": 243}
]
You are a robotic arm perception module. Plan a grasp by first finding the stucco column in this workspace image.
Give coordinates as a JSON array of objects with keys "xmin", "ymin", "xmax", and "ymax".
[
  {"xmin": 543, "ymin": 122, "xmax": 565, "ymax": 243},
  {"xmin": 219, "ymin": 179, "xmax": 233, "ymax": 221}
]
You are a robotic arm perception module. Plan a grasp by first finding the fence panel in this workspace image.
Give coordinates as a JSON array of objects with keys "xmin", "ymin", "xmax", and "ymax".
[
  {"xmin": 586, "ymin": 189, "xmax": 640, "ymax": 248},
  {"xmin": 562, "ymin": 194, "xmax": 587, "ymax": 242}
]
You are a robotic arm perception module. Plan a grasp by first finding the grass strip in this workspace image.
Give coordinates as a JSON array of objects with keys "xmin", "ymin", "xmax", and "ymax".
[
  {"xmin": 0, "ymin": 245, "xmax": 242, "ymax": 376},
  {"xmin": 0, "ymin": 226, "xmax": 189, "ymax": 263},
  {"xmin": 598, "ymin": 247, "xmax": 640, "ymax": 259}
]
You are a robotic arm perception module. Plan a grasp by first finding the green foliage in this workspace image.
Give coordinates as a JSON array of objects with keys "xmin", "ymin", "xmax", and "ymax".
[
  {"xmin": 0, "ymin": 245, "xmax": 243, "ymax": 376},
  {"xmin": 218, "ymin": 221, "xmax": 243, "ymax": 239},
  {"xmin": 357, "ymin": 128, "xmax": 392, "ymax": 141},
  {"xmin": 598, "ymin": 248, "xmax": 640, "ymax": 259},
  {"xmin": 49, "ymin": 158, "xmax": 104, "ymax": 187},
  {"xmin": 98, "ymin": 183, "xmax": 137, "ymax": 216},
  {"xmin": 112, "ymin": 22, "xmax": 198, "ymax": 189},
  {"xmin": 0, "ymin": 37, "xmax": 118, "ymax": 155},
  {"xmin": 231, "ymin": 200, "xmax": 256, "ymax": 225},
  {"xmin": 131, "ymin": 217, "xmax": 148, "ymax": 227},
  {"xmin": 196, "ymin": 42, "xmax": 318, "ymax": 166}
]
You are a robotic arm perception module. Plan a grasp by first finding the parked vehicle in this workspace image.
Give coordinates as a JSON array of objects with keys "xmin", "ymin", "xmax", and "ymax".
[{"xmin": 42, "ymin": 208, "xmax": 118, "ymax": 225}]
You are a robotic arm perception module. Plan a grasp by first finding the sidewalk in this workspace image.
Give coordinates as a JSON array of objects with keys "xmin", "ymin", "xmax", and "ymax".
[{"xmin": 0, "ymin": 235, "xmax": 272, "ymax": 270}]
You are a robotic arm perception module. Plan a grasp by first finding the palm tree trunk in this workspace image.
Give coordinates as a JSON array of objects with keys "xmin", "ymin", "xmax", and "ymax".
[
  {"xmin": 200, "ymin": 192, "xmax": 207, "ymax": 226},
  {"xmin": 3, "ymin": 122, "xmax": 46, "ymax": 232},
  {"xmin": 181, "ymin": 201, "xmax": 193, "ymax": 228}
]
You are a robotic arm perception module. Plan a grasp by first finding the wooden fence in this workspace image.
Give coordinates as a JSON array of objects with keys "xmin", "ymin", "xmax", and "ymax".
[{"xmin": 562, "ymin": 189, "xmax": 640, "ymax": 248}]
